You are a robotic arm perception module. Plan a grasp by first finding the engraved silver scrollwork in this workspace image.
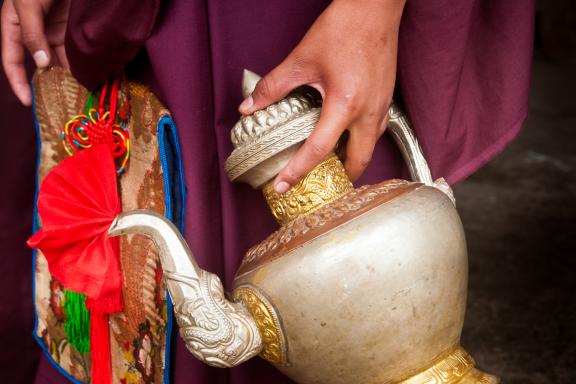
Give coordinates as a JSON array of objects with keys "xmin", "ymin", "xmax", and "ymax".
[
  {"xmin": 108, "ymin": 210, "xmax": 263, "ymax": 367},
  {"xmin": 166, "ymin": 270, "xmax": 262, "ymax": 367}
]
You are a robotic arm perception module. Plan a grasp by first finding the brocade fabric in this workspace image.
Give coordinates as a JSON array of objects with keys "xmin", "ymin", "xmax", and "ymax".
[{"xmin": 32, "ymin": 69, "xmax": 176, "ymax": 384}]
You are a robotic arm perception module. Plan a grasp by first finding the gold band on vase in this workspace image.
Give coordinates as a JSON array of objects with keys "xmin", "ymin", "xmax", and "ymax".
[
  {"xmin": 399, "ymin": 346, "xmax": 500, "ymax": 384},
  {"xmin": 262, "ymin": 153, "xmax": 354, "ymax": 225}
]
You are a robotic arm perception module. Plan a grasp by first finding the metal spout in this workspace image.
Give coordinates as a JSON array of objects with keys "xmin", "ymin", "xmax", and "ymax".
[{"xmin": 108, "ymin": 210, "xmax": 263, "ymax": 367}]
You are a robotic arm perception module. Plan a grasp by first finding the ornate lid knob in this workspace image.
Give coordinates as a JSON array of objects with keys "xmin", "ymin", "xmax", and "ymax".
[{"xmin": 224, "ymin": 70, "xmax": 321, "ymax": 188}]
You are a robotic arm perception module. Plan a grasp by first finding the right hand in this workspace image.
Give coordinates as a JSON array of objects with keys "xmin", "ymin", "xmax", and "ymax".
[
  {"xmin": 239, "ymin": 0, "xmax": 405, "ymax": 191},
  {"xmin": 1, "ymin": 0, "xmax": 70, "ymax": 106}
]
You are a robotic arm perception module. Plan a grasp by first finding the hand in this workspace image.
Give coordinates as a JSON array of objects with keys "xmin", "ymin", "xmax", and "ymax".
[
  {"xmin": 239, "ymin": 0, "xmax": 405, "ymax": 192},
  {"xmin": 1, "ymin": 0, "xmax": 70, "ymax": 106}
]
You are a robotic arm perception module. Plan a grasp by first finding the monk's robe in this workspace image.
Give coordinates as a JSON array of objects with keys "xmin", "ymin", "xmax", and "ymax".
[
  {"xmin": 28, "ymin": 0, "xmax": 534, "ymax": 383},
  {"xmin": 0, "ymin": 60, "xmax": 40, "ymax": 384}
]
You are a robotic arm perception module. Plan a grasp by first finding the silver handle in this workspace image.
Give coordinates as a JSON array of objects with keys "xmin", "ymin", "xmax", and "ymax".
[
  {"xmin": 386, "ymin": 101, "xmax": 455, "ymax": 204},
  {"xmin": 386, "ymin": 101, "xmax": 434, "ymax": 185}
]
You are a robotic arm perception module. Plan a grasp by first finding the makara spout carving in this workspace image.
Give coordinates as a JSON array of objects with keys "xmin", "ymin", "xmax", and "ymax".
[
  {"xmin": 108, "ymin": 211, "xmax": 263, "ymax": 367},
  {"xmin": 108, "ymin": 70, "xmax": 499, "ymax": 383}
]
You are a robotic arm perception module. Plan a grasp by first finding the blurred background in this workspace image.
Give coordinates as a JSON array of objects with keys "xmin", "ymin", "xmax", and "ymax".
[
  {"xmin": 0, "ymin": 1, "xmax": 575, "ymax": 383},
  {"xmin": 458, "ymin": 0, "xmax": 576, "ymax": 381}
]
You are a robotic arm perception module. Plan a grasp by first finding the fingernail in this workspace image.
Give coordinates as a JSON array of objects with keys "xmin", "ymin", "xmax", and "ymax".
[
  {"xmin": 33, "ymin": 50, "xmax": 49, "ymax": 67},
  {"xmin": 239, "ymin": 95, "xmax": 253, "ymax": 113},
  {"xmin": 274, "ymin": 181, "xmax": 290, "ymax": 194}
]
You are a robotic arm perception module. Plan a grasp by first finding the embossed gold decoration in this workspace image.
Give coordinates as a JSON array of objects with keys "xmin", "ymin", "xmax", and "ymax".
[
  {"xmin": 399, "ymin": 347, "xmax": 499, "ymax": 384},
  {"xmin": 262, "ymin": 153, "xmax": 354, "ymax": 225},
  {"xmin": 240, "ymin": 179, "xmax": 410, "ymax": 274},
  {"xmin": 233, "ymin": 286, "xmax": 287, "ymax": 366}
]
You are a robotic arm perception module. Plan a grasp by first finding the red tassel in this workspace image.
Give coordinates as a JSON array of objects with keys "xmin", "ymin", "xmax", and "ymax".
[
  {"xmin": 89, "ymin": 310, "xmax": 112, "ymax": 384},
  {"xmin": 85, "ymin": 288, "xmax": 123, "ymax": 384}
]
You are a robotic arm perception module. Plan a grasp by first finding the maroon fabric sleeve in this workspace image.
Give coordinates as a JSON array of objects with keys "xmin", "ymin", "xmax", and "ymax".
[
  {"xmin": 397, "ymin": 0, "xmax": 535, "ymax": 183},
  {"xmin": 0, "ymin": 59, "xmax": 39, "ymax": 382},
  {"xmin": 65, "ymin": 0, "xmax": 160, "ymax": 89}
]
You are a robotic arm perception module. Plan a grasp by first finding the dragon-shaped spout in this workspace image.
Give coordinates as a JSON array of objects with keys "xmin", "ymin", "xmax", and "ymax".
[{"xmin": 108, "ymin": 210, "xmax": 263, "ymax": 367}]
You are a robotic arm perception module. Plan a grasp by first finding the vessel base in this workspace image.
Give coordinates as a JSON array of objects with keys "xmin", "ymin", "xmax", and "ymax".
[{"xmin": 398, "ymin": 346, "xmax": 499, "ymax": 384}]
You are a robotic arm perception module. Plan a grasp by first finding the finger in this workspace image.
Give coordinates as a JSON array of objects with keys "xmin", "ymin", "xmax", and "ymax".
[
  {"xmin": 46, "ymin": 15, "xmax": 68, "ymax": 69},
  {"xmin": 54, "ymin": 44, "xmax": 69, "ymax": 69},
  {"xmin": 239, "ymin": 60, "xmax": 311, "ymax": 115},
  {"xmin": 344, "ymin": 123, "xmax": 380, "ymax": 182},
  {"xmin": 273, "ymin": 97, "xmax": 354, "ymax": 193},
  {"xmin": 49, "ymin": 47, "xmax": 60, "ymax": 67},
  {"xmin": 13, "ymin": 0, "xmax": 50, "ymax": 67},
  {"xmin": 1, "ymin": 2, "xmax": 31, "ymax": 105}
]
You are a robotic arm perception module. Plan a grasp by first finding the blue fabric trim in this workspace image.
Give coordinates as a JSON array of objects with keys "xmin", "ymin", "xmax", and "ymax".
[
  {"xmin": 31, "ymin": 83, "xmax": 84, "ymax": 384},
  {"xmin": 157, "ymin": 115, "xmax": 187, "ymax": 384}
]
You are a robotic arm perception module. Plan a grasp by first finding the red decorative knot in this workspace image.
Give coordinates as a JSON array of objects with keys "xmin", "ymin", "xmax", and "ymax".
[{"xmin": 61, "ymin": 79, "xmax": 130, "ymax": 174}]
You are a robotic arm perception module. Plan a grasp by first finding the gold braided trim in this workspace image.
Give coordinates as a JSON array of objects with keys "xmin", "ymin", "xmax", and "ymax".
[
  {"xmin": 262, "ymin": 153, "xmax": 354, "ymax": 225},
  {"xmin": 399, "ymin": 347, "xmax": 499, "ymax": 384},
  {"xmin": 232, "ymin": 286, "xmax": 287, "ymax": 366},
  {"xmin": 126, "ymin": 82, "xmax": 150, "ymax": 97}
]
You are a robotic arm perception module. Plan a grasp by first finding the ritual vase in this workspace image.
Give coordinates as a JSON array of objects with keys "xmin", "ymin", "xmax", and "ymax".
[{"xmin": 108, "ymin": 71, "xmax": 500, "ymax": 384}]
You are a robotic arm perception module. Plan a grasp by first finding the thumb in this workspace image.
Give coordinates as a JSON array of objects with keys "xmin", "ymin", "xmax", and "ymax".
[
  {"xmin": 272, "ymin": 96, "xmax": 353, "ymax": 193},
  {"xmin": 239, "ymin": 61, "xmax": 306, "ymax": 115},
  {"xmin": 13, "ymin": 1, "xmax": 50, "ymax": 67}
]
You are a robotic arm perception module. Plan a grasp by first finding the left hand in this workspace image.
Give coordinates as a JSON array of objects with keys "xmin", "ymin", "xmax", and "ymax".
[
  {"xmin": 1, "ymin": 0, "xmax": 70, "ymax": 106},
  {"xmin": 239, "ymin": 0, "xmax": 406, "ymax": 192}
]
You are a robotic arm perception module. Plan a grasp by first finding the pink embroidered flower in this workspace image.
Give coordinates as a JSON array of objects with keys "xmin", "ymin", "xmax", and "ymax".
[
  {"xmin": 49, "ymin": 278, "xmax": 65, "ymax": 320},
  {"xmin": 133, "ymin": 321, "xmax": 155, "ymax": 382}
]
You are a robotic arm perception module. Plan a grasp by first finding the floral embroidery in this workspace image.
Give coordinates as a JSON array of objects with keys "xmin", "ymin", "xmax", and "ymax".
[
  {"xmin": 49, "ymin": 278, "xmax": 65, "ymax": 320},
  {"xmin": 133, "ymin": 321, "xmax": 155, "ymax": 383}
]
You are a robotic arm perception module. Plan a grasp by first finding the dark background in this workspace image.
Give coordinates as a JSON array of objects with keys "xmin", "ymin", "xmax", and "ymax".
[
  {"xmin": 458, "ymin": 0, "xmax": 576, "ymax": 381},
  {"xmin": 0, "ymin": 1, "xmax": 575, "ymax": 382}
]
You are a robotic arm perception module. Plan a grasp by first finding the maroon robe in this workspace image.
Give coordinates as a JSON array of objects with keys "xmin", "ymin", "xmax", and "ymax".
[
  {"xmin": 1, "ymin": 0, "xmax": 535, "ymax": 382},
  {"xmin": 0, "ymin": 60, "xmax": 39, "ymax": 384}
]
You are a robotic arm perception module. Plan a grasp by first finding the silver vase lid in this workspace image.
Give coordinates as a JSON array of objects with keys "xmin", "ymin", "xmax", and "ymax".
[{"xmin": 224, "ymin": 70, "xmax": 321, "ymax": 188}]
